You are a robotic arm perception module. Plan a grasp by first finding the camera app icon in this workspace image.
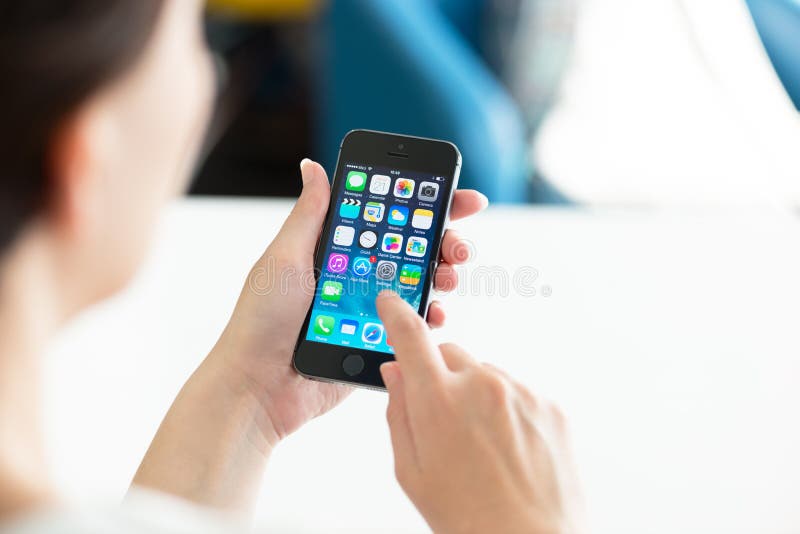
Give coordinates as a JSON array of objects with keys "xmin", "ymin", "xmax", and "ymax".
[{"xmin": 418, "ymin": 181, "xmax": 439, "ymax": 202}]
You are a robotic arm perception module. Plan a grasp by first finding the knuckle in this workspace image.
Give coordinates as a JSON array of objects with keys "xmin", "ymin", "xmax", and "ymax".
[
  {"xmin": 481, "ymin": 371, "xmax": 513, "ymax": 406},
  {"xmin": 393, "ymin": 313, "xmax": 426, "ymax": 335}
]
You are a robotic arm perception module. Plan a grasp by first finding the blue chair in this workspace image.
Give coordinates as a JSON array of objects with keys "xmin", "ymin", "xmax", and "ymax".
[
  {"xmin": 746, "ymin": 0, "xmax": 800, "ymax": 110},
  {"xmin": 315, "ymin": 0, "xmax": 530, "ymax": 202}
]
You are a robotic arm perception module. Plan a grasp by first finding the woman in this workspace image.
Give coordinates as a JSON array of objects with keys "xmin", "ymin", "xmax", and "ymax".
[{"xmin": 0, "ymin": 1, "xmax": 580, "ymax": 532}]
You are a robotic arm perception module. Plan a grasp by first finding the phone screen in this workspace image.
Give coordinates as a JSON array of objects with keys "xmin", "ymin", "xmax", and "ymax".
[{"xmin": 303, "ymin": 162, "xmax": 449, "ymax": 354}]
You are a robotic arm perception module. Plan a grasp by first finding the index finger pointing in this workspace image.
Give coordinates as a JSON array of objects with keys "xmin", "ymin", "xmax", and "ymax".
[{"xmin": 376, "ymin": 290, "xmax": 447, "ymax": 382}]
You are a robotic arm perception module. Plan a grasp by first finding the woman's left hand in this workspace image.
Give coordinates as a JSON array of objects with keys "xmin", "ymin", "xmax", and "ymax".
[{"xmin": 207, "ymin": 159, "xmax": 487, "ymax": 449}]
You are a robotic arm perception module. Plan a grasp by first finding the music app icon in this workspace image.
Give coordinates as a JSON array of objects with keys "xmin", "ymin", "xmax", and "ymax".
[{"xmin": 327, "ymin": 253, "xmax": 349, "ymax": 274}]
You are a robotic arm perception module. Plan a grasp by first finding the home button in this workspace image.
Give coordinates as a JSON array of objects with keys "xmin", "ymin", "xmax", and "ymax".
[{"xmin": 342, "ymin": 354, "xmax": 365, "ymax": 376}]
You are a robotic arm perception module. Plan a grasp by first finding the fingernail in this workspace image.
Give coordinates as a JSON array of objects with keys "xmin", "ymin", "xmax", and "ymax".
[
  {"xmin": 477, "ymin": 192, "xmax": 489, "ymax": 209},
  {"xmin": 299, "ymin": 158, "xmax": 314, "ymax": 184},
  {"xmin": 377, "ymin": 289, "xmax": 398, "ymax": 299},
  {"xmin": 380, "ymin": 362, "xmax": 399, "ymax": 387}
]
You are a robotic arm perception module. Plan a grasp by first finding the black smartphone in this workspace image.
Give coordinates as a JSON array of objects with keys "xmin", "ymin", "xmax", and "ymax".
[{"xmin": 293, "ymin": 130, "xmax": 462, "ymax": 389}]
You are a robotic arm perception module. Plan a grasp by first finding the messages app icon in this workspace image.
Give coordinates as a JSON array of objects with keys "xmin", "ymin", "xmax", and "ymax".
[{"xmin": 346, "ymin": 171, "xmax": 367, "ymax": 192}]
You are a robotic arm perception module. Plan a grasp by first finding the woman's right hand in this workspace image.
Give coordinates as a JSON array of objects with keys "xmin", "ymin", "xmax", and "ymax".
[{"xmin": 376, "ymin": 291, "xmax": 582, "ymax": 534}]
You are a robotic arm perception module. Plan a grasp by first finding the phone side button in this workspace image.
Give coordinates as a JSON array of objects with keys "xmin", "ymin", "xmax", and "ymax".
[{"xmin": 342, "ymin": 354, "xmax": 365, "ymax": 377}]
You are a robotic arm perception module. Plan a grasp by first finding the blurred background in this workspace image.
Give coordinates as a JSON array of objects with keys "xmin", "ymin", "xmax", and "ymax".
[{"xmin": 195, "ymin": 0, "xmax": 800, "ymax": 206}]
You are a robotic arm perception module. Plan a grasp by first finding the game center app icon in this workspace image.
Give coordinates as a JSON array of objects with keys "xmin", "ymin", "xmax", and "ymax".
[
  {"xmin": 381, "ymin": 233, "xmax": 403, "ymax": 254},
  {"xmin": 339, "ymin": 199, "xmax": 361, "ymax": 219},
  {"xmin": 387, "ymin": 205, "xmax": 409, "ymax": 226},
  {"xmin": 400, "ymin": 264, "xmax": 422, "ymax": 286},
  {"xmin": 406, "ymin": 236, "xmax": 428, "ymax": 257},
  {"xmin": 376, "ymin": 260, "xmax": 397, "ymax": 280},
  {"xmin": 393, "ymin": 178, "xmax": 415, "ymax": 199},
  {"xmin": 362, "ymin": 323, "xmax": 385, "ymax": 344},
  {"xmin": 363, "ymin": 202, "xmax": 385, "ymax": 222},
  {"xmin": 370, "ymin": 175, "xmax": 391, "ymax": 195},
  {"xmin": 326, "ymin": 253, "xmax": 348, "ymax": 273},
  {"xmin": 346, "ymin": 171, "xmax": 367, "ymax": 191}
]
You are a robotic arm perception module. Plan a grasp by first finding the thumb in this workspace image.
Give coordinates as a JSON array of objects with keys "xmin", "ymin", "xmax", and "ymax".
[
  {"xmin": 381, "ymin": 362, "xmax": 418, "ymax": 475},
  {"xmin": 273, "ymin": 159, "xmax": 331, "ymax": 254}
]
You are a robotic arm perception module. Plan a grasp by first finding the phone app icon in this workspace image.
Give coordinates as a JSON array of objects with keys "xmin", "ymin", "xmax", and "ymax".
[
  {"xmin": 412, "ymin": 208, "xmax": 434, "ymax": 230},
  {"xmin": 370, "ymin": 175, "xmax": 391, "ymax": 195},
  {"xmin": 321, "ymin": 281, "xmax": 344, "ymax": 302},
  {"xmin": 326, "ymin": 253, "xmax": 348, "ymax": 273},
  {"xmin": 359, "ymin": 230, "xmax": 378, "ymax": 249},
  {"xmin": 393, "ymin": 178, "xmax": 415, "ymax": 199},
  {"xmin": 362, "ymin": 323, "xmax": 385, "ymax": 344},
  {"xmin": 381, "ymin": 233, "xmax": 404, "ymax": 254},
  {"xmin": 333, "ymin": 225, "xmax": 355, "ymax": 246},
  {"xmin": 387, "ymin": 205, "xmax": 409, "ymax": 226},
  {"xmin": 418, "ymin": 181, "xmax": 440, "ymax": 202},
  {"xmin": 346, "ymin": 171, "xmax": 367, "ymax": 192},
  {"xmin": 339, "ymin": 199, "xmax": 361, "ymax": 219},
  {"xmin": 313, "ymin": 315, "xmax": 335, "ymax": 336},
  {"xmin": 376, "ymin": 260, "xmax": 397, "ymax": 280},
  {"xmin": 406, "ymin": 236, "xmax": 428, "ymax": 257},
  {"xmin": 400, "ymin": 264, "xmax": 422, "ymax": 286},
  {"xmin": 352, "ymin": 256, "xmax": 372, "ymax": 277},
  {"xmin": 363, "ymin": 202, "xmax": 385, "ymax": 222},
  {"xmin": 340, "ymin": 319, "xmax": 359, "ymax": 336}
]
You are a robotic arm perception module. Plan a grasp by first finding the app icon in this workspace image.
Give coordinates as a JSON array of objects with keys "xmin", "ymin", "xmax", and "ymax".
[
  {"xmin": 359, "ymin": 230, "xmax": 378, "ymax": 249},
  {"xmin": 363, "ymin": 202, "xmax": 385, "ymax": 223},
  {"xmin": 346, "ymin": 171, "xmax": 367, "ymax": 191},
  {"xmin": 326, "ymin": 253, "xmax": 348, "ymax": 273},
  {"xmin": 376, "ymin": 260, "xmax": 397, "ymax": 280},
  {"xmin": 370, "ymin": 175, "xmax": 391, "ymax": 195},
  {"xmin": 321, "ymin": 281, "xmax": 344, "ymax": 302},
  {"xmin": 412, "ymin": 208, "xmax": 434, "ymax": 230},
  {"xmin": 387, "ymin": 205, "xmax": 409, "ymax": 226},
  {"xmin": 381, "ymin": 233, "xmax": 404, "ymax": 254},
  {"xmin": 406, "ymin": 236, "xmax": 428, "ymax": 257},
  {"xmin": 352, "ymin": 256, "xmax": 372, "ymax": 277},
  {"xmin": 313, "ymin": 315, "xmax": 335, "ymax": 336},
  {"xmin": 333, "ymin": 225, "xmax": 355, "ymax": 246},
  {"xmin": 400, "ymin": 264, "xmax": 422, "ymax": 286},
  {"xmin": 393, "ymin": 178, "xmax": 415, "ymax": 199},
  {"xmin": 339, "ymin": 198, "xmax": 361, "ymax": 219},
  {"xmin": 362, "ymin": 322, "xmax": 385, "ymax": 344},
  {"xmin": 340, "ymin": 319, "xmax": 359, "ymax": 336},
  {"xmin": 418, "ymin": 181, "xmax": 440, "ymax": 202}
]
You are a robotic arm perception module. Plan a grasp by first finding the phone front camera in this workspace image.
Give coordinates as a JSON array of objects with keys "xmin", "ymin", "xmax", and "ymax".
[{"xmin": 398, "ymin": 143, "xmax": 405, "ymax": 150}]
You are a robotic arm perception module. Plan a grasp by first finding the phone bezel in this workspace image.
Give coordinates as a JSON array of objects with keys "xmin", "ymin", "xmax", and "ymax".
[{"xmin": 292, "ymin": 129, "xmax": 462, "ymax": 390}]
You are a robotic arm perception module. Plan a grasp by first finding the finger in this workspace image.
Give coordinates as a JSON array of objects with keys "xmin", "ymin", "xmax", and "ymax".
[
  {"xmin": 433, "ymin": 263, "xmax": 458, "ymax": 293},
  {"xmin": 440, "ymin": 342, "xmax": 476, "ymax": 372},
  {"xmin": 272, "ymin": 159, "xmax": 330, "ymax": 253},
  {"xmin": 376, "ymin": 290, "xmax": 447, "ymax": 381},
  {"xmin": 449, "ymin": 189, "xmax": 488, "ymax": 221},
  {"xmin": 425, "ymin": 301, "xmax": 446, "ymax": 329},
  {"xmin": 440, "ymin": 230, "xmax": 473, "ymax": 265},
  {"xmin": 381, "ymin": 362, "xmax": 419, "ymax": 474}
]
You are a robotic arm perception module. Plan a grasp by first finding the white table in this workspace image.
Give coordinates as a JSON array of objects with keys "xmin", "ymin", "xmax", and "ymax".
[{"xmin": 44, "ymin": 199, "xmax": 800, "ymax": 534}]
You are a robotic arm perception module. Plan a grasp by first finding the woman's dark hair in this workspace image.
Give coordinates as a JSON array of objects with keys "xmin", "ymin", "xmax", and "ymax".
[{"xmin": 0, "ymin": 1, "xmax": 165, "ymax": 254}]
